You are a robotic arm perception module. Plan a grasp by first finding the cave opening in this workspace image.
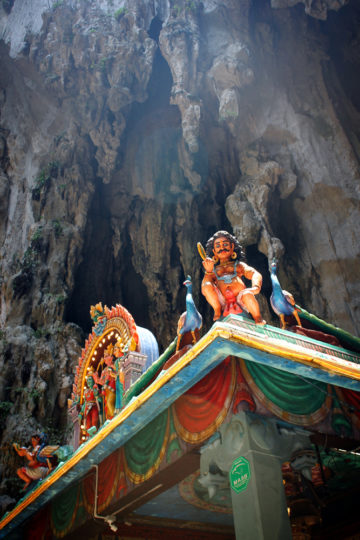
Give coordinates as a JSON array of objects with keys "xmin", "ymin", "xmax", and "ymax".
[
  {"xmin": 64, "ymin": 177, "xmax": 116, "ymax": 333},
  {"xmin": 322, "ymin": 2, "xmax": 360, "ymax": 112},
  {"xmin": 114, "ymin": 41, "xmax": 181, "ymax": 196},
  {"xmin": 148, "ymin": 16, "xmax": 163, "ymax": 42},
  {"xmin": 320, "ymin": 2, "xmax": 360, "ymax": 164},
  {"xmin": 65, "ymin": 38, "xmax": 182, "ymax": 338}
]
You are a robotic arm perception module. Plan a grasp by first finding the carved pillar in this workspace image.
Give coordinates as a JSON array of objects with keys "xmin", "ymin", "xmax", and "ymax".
[
  {"xmin": 68, "ymin": 403, "xmax": 81, "ymax": 450},
  {"xmin": 229, "ymin": 435, "xmax": 291, "ymax": 540},
  {"xmin": 200, "ymin": 412, "xmax": 311, "ymax": 540},
  {"xmin": 122, "ymin": 352, "xmax": 147, "ymax": 391}
]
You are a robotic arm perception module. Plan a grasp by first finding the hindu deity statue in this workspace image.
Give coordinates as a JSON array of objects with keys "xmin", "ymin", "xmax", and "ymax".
[
  {"xmin": 79, "ymin": 373, "xmax": 101, "ymax": 431},
  {"xmin": 113, "ymin": 340, "xmax": 125, "ymax": 413},
  {"xmin": 93, "ymin": 343, "xmax": 122, "ymax": 420},
  {"xmin": 200, "ymin": 230, "xmax": 266, "ymax": 324}
]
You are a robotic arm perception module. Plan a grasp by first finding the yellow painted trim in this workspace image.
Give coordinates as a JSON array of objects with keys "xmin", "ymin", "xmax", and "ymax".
[
  {"xmin": 224, "ymin": 325, "xmax": 360, "ymax": 380},
  {"xmin": 2, "ymin": 321, "xmax": 360, "ymax": 530}
]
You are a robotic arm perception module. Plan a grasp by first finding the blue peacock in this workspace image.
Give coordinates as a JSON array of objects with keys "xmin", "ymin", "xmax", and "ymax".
[
  {"xmin": 176, "ymin": 276, "xmax": 203, "ymax": 352},
  {"xmin": 270, "ymin": 260, "xmax": 302, "ymax": 330}
]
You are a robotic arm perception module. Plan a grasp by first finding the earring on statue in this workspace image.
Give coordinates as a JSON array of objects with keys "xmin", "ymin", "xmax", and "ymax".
[
  {"xmin": 212, "ymin": 255, "xmax": 219, "ymax": 263},
  {"xmin": 231, "ymin": 252, "xmax": 237, "ymax": 259}
]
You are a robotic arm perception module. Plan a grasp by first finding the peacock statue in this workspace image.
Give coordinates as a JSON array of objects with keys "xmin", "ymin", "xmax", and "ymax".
[
  {"xmin": 176, "ymin": 276, "xmax": 203, "ymax": 352},
  {"xmin": 270, "ymin": 260, "xmax": 302, "ymax": 330}
]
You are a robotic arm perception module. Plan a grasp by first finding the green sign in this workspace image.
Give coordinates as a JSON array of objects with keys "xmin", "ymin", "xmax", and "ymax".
[{"xmin": 229, "ymin": 456, "xmax": 251, "ymax": 493}]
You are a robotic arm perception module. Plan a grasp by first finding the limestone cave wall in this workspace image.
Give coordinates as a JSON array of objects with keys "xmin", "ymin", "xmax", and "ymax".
[{"xmin": 0, "ymin": 0, "xmax": 359, "ymax": 507}]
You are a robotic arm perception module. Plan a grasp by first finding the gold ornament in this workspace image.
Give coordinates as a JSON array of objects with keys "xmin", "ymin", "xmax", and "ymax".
[
  {"xmin": 129, "ymin": 337, "xmax": 137, "ymax": 351},
  {"xmin": 231, "ymin": 252, "xmax": 237, "ymax": 259},
  {"xmin": 105, "ymin": 343, "xmax": 114, "ymax": 356},
  {"xmin": 197, "ymin": 242, "xmax": 206, "ymax": 260}
]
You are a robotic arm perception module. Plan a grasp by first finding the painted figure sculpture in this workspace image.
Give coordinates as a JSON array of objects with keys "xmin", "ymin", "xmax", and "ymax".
[
  {"xmin": 113, "ymin": 340, "xmax": 125, "ymax": 413},
  {"xmin": 200, "ymin": 230, "xmax": 265, "ymax": 324},
  {"xmin": 79, "ymin": 374, "xmax": 101, "ymax": 430},
  {"xmin": 92, "ymin": 340, "xmax": 126, "ymax": 420},
  {"xmin": 92, "ymin": 353, "xmax": 117, "ymax": 421},
  {"xmin": 13, "ymin": 434, "xmax": 58, "ymax": 490}
]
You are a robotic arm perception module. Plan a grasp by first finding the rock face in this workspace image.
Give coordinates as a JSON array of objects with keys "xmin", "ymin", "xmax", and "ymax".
[
  {"xmin": 270, "ymin": 0, "xmax": 348, "ymax": 21},
  {"xmin": 0, "ymin": 0, "xmax": 359, "ymax": 504}
]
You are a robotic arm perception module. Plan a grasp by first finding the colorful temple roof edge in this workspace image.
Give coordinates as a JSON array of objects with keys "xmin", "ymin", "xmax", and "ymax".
[{"xmin": 1, "ymin": 314, "xmax": 360, "ymax": 536}]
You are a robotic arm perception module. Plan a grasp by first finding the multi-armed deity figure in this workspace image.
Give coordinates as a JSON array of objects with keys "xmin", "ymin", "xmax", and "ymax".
[{"xmin": 200, "ymin": 230, "xmax": 266, "ymax": 324}]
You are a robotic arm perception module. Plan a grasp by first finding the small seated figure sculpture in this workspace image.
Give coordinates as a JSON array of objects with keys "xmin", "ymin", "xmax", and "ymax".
[{"xmin": 200, "ymin": 230, "xmax": 265, "ymax": 324}]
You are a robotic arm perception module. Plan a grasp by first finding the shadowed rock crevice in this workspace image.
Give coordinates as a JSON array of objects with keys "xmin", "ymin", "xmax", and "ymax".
[
  {"xmin": 65, "ymin": 42, "xmax": 183, "ymax": 338},
  {"xmin": 64, "ymin": 176, "xmax": 115, "ymax": 332},
  {"xmin": 148, "ymin": 16, "xmax": 163, "ymax": 42},
  {"xmin": 320, "ymin": 4, "xmax": 360, "ymax": 163}
]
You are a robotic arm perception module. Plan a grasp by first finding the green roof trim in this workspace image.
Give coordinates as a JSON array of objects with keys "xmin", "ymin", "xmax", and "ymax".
[
  {"xmin": 124, "ymin": 338, "xmax": 177, "ymax": 404},
  {"xmin": 297, "ymin": 305, "xmax": 360, "ymax": 353}
]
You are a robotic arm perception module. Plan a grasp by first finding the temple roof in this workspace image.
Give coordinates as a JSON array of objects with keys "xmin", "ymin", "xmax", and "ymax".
[{"xmin": 1, "ymin": 314, "xmax": 360, "ymax": 538}]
